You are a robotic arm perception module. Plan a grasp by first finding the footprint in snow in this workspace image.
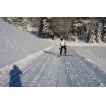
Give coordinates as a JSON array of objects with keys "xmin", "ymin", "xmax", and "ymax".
[{"xmin": 102, "ymin": 56, "xmax": 105, "ymax": 59}]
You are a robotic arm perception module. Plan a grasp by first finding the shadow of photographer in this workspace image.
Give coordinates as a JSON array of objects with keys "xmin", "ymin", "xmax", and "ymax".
[{"xmin": 9, "ymin": 65, "xmax": 22, "ymax": 87}]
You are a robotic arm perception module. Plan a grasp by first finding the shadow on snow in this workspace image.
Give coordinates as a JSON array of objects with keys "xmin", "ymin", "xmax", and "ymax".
[
  {"xmin": 9, "ymin": 65, "xmax": 22, "ymax": 87},
  {"xmin": 30, "ymin": 31, "xmax": 41, "ymax": 38},
  {"xmin": 44, "ymin": 51, "xmax": 58, "ymax": 56}
]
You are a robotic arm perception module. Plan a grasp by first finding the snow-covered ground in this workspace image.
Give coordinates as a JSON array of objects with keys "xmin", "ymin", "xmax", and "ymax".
[
  {"xmin": 67, "ymin": 42, "xmax": 106, "ymax": 73},
  {"xmin": 0, "ymin": 19, "xmax": 106, "ymax": 87},
  {"xmin": 0, "ymin": 19, "xmax": 53, "ymax": 68}
]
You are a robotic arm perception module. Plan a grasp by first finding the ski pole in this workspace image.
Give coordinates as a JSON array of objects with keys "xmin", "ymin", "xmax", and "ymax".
[
  {"xmin": 59, "ymin": 47, "xmax": 61, "ymax": 55},
  {"xmin": 66, "ymin": 47, "xmax": 71, "ymax": 55}
]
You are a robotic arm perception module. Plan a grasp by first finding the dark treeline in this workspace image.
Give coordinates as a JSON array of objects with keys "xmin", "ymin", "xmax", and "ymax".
[
  {"xmin": 1, "ymin": 17, "xmax": 106, "ymax": 43},
  {"xmin": 39, "ymin": 17, "xmax": 106, "ymax": 43}
]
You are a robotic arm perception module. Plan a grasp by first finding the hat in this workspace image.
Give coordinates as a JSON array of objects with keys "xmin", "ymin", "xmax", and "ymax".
[{"xmin": 61, "ymin": 38, "xmax": 63, "ymax": 40}]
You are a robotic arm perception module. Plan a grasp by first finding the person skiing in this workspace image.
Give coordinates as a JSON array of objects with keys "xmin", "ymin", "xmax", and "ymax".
[{"xmin": 59, "ymin": 38, "xmax": 67, "ymax": 57}]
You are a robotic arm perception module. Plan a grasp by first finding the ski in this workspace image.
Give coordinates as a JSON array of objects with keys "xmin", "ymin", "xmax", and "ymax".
[{"xmin": 56, "ymin": 55, "xmax": 75, "ymax": 58}]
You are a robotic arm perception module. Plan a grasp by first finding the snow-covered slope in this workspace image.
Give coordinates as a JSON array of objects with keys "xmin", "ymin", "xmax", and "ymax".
[
  {"xmin": 0, "ymin": 19, "xmax": 53, "ymax": 68},
  {"xmin": 1, "ymin": 42, "xmax": 106, "ymax": 87},
  {"xmin": 0, "ymin": 19, "xmax": 106, "ymax": 87}
]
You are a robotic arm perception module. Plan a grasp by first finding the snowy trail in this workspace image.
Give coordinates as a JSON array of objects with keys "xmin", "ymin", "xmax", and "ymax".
[
  {"xmin": 0, "ymin": 19, "xmax": 106, "ymax": 87},
  {"xmin": 61, "ymin": 48, "xmax": 106, "ymax": 87},
  {"xmin": 0, "ymin": 44, "xmax": 106, "ymax": 87}
]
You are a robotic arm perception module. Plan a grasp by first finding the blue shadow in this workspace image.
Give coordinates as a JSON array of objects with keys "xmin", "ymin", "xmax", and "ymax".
[
  {"xmin": 9, "ymin": 65, "xmax": 22, "ymax": 87},
  {"xmin": 44, "ymin": 51, "xmax": 57, "ymax": 56},
  {"xmin": 30, "ymin": 31, "xmax": 41, "ymax": 38}
]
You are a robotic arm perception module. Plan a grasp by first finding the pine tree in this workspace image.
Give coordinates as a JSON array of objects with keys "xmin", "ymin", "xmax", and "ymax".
[
  {"xmin": 41, "ymin": 17, "xmax": 53, "ymax": 38},
  {"xmin": 96, "ymin": 22, "xmax": 103, "ymax": 43},
  {"xmin": 51, "ymin": 17, "xmax": 73, "ymax": 39}
]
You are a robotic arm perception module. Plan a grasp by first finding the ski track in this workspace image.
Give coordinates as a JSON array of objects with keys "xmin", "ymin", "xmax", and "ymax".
[
  {"xmin": 0, "ymin": 45, "xmax": 106, "ymax": 87},
  {"xmin": 81, "ymin": 46, "xmax": 106, "ymax": 59}
]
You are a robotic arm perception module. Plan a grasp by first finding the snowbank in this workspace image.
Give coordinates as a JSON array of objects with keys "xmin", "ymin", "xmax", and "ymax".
[{"xmin": 0, "ymin": 19, "xmax": 53, "ymax": 68}]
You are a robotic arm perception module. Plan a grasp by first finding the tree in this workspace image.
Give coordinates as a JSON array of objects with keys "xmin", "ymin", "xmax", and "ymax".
[
  {"xmin": 51, "ymin": 17, "xmax": 73, "ymax": 39},
  {"xmin": 40, "ymin": 17, "xmax": 53, "ymax": 38}
]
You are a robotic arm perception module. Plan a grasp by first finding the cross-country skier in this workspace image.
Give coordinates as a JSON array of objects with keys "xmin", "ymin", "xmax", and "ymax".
[{"xmin": 59, "ymin": 38, "xmax": 67, "ymax": 57}]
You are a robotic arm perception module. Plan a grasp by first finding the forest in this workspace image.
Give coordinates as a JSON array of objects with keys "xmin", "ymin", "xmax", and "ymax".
[
  {"xmin": 39, "ymin": 17, "xmax": 106, "ymax": 43},
  {"xmin": 1, "ymin": 17, "xmax": 106, "ymax": 43}
]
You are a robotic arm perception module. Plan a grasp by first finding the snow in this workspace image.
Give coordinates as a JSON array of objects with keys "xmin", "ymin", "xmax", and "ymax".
[
  {"xmin": 0, "ymin": 19, "xmax": 53, "ymax": 68},
  {"xmin": 0, "ymin": 19, "xmax": 106, "ymax": 87},
  {"xmin": 67, "ymin": 41, "xmax": 106, "ymax": 74}
]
